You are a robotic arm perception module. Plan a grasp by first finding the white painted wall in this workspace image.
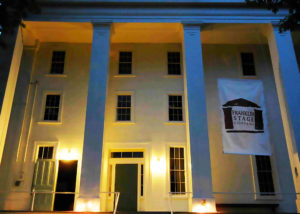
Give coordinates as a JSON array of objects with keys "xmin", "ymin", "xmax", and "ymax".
[{"xmin": 0, "ymin": 41, "xmax": 297, "ymax": 212}]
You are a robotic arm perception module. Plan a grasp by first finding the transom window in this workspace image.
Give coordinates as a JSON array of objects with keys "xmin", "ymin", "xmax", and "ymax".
[
  {"xmin": 117, "ymin": 95, "xmax": 131, "ymax": 121},
  {"xmin": 38, "ymin": 146, "xmax": 54, "ymax": 159},
  {"xmin": 119, "ymin": 52, "xmax": 132, "ymax": 74},
  {"xmin": 50, "ymin": 51, "xmax": 65, "ymax": 74},
  {"xmin": 111, "ymin": 152, "xmax": 143, "ymax": 158},
  {"xmin": 44, "ymin": 95, "xmax": 61, "ymax": 121},
  {"xmin": 168, "ymin": 52, "xmax": 181, "ymax": 75},
  {"xmin": 170, "ymin": 147, "xmax": 185, "ymax": 194},
  {"xmin": 255, "ymin": 155, "xmax": 275, "ymax": 196},
  {"xmin": 168, "ymin": 95, "xmax": 183, "ymax": 121},
  {"xmin": 241, "ymin": 52, "xmax": 256, "ymax": 76}
]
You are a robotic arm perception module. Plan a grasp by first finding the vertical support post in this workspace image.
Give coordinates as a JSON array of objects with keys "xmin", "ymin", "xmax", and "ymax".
[
  {"xmin": 182, "ymin": 23, "xmax": 216, "ymax": 212},
  {"xmin": 77, "ymin": 22, "xmax": 111, "ymax": 212},
  {"xmin": 0, "ymin": 27, "xmax": 23, "ymax": 163},
  {"xmin": 267, "ymin": 24, "xmax": 300, "ymax": 211}
]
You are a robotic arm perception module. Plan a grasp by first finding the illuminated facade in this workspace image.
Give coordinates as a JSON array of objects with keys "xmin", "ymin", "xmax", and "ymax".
[{"xmin": 0, "ymin": 1, "xmax": 299, "ymax": 213}]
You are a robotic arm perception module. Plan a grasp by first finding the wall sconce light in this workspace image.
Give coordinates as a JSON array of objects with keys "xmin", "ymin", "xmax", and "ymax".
[
  {"xmin": 59, "ymin": 148, "xmax": 78, "ymax": 161},
  {"xmin": 151, "ymin": 156, "xmax": 166, "ymax": 175}
]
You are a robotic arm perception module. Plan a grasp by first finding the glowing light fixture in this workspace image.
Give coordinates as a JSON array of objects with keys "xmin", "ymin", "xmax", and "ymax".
[
  {"xmin": 192, "ymin": 200, "xmax": 216, "ymax": 213},
  {"xmin": 75, "ymin": 198, "xmax": 100, "ymax": 212},
  {"xmin": 59, "ymin": 148, "xmax": 78, "ymax": 161},
  {"xmin": 151, "ymin": 155, "xmax": 166, "ymax": 174}
]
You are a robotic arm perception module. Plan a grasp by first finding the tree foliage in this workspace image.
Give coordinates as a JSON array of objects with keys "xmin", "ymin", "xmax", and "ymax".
[
  {"xmin": 246, "ymin": 0, "xmax": 300, "ymax": 32},
  {"xmin": 0, "ymin": 0, "xmax": 40, "ymax": 47}
]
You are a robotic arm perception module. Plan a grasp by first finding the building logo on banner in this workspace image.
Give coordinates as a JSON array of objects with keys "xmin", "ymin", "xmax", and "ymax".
[
  {"xmin": 218, "ymin": 78, "xmax": 271, "ymax": 156},
  {"xmin": 222, "ymin": 98, "xmax": 264, "ymax": 133}
]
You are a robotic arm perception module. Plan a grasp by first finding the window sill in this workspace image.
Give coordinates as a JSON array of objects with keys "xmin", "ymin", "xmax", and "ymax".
[
  {"xmin": 113, "ymin": 74, "xmax": 136, "ymax": 78},
  {"xmin": 164, "ymin": 75, "xmax": 183, "ymax": 78},
  {"xmin": 113, "ymin": 121, "xmax": 135, "ymax": 125},
  {"xmin": 167, "ymin": 194, "xmax": 189, "ymax": 199},
  {"xmin": 37, "ymin": 121, "xmax": 62, "ymax": 125},
  {"xmin": 241, "ymin": 75, "xmax": 257, "ymax": 79},
  {"xmin": 165, "ymin": 122, "xmax": 185, "ymax": 125},
  {"xmin": 45, "ymin": 74, "xmax": 67, "ymax": 78}
]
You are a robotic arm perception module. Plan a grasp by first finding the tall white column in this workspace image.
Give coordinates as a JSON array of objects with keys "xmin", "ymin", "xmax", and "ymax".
[
  {"xmin": 182, "ymin": 23, "xmax": 215, "ymax": 212},
  {"xmin": 0, "ymin": 27, "xmax": 23, "ymax": 163},
  {"xmin": 267, "ymin": 24, "xmax": 300, "ymax": 211},
  {"xmin": 77, "ymin": 22, "xmax": 111, "ymax": 212}
]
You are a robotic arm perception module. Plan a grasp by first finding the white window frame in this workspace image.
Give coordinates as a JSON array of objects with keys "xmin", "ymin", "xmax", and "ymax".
[
  {"xmin": 164, "ymin": 50, "xmax": 183, "ymax": 78},
  {"xmin": 114, "ymin": 91, "xmax": 135, "ymax": 124},
  {"xmin": 45, "ymin": 45, "xmax": 68, "ymax": 78},
  {"xmin": 113, "ymin": 49, "xmax": 136, "ymax": 78},
  {"xmin": 38, "ymin": 90, "xmax": 63, "ymax": 125},
  {"xmin": 250, "ymin": 155, "xmax": 281, "ymax": 201},
  {"xmin": 165, "ymin": 92, "xmax": 185, "ymax": 125},
  {"xmin": 33, "ymin": 141, "xmax": 59, "ymax": 162},
  {"xmin": 166, "ymin": 145, "xmax": 188, "ymax": 198},
  {"xmin": 238, "ymin": 49, "xmax": 258, "ymax": 79}
]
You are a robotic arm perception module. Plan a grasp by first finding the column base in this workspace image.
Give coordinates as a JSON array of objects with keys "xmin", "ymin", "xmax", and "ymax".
[
  {"xmin": 191, "ymin": 198, "xmax": 216, "ymax": 213},
  {"xmin": 75, "ymin": 197, "xmax": 101, "ymax": 212},
  {"xmin": 296, "ymin": 198, "xmax": 300, "ymax": 213}
]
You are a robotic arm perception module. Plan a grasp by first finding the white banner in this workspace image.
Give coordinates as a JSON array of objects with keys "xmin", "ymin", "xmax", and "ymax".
[{"xmin": 218, "ymin": 78, "xmax": 271, "ymax": 156}]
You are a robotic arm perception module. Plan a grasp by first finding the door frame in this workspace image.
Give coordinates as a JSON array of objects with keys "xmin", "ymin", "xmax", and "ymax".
[{"xmin": 108, "ymin": 157, "xmax": 145, "ymax": 211}]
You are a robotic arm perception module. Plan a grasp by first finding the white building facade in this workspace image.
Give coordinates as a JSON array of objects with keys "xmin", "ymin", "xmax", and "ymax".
[{"xmin": 0, "ymin": 0, "xmax": 300, "ymax": 213}]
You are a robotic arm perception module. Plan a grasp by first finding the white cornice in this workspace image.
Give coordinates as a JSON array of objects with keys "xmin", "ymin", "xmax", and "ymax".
[{"xmin": 26, "ymin": 6, "xmax": 288, "ymax": 24}]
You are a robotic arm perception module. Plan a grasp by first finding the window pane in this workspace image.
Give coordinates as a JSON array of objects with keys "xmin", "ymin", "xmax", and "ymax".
[
  {"xmin": 38, "ymin": 147, "xmax": 44, "ymax": 159},
  {"xmin": 170, "ymin": 147, "xmax": 185, "ymax": 193},
  {"xmin": 168, "ymin": 96, "xmax": 183, "ymax": 121},
  {"xmin": 168, "ymin": 52, "xmax": 181, "ymax": 75},
  {"xmin": 119, "ymin": 52, "xmax": 132, "ymax": 74},
  {"xmin": 122, "ymin": 152, "xmax": 132, "ymax": 158},
  {"xmin": 241, "ymin": 53, "xmax": 256, "ymax": 76},
  {"xmin": 119, "ymin": 52, "xmax": 132, "ymax": 62},
  {"xmin": 255, "ymin": 155, "xmax": 275, "ymax": 195},
  {"xmin": 38, "ymin": 146, "xmax": 54, "ymax": 160},
  {"xmin": 117, "ymin": 95, "xmax": 131, "ymax": 121},
  {"xmin": 133, "ymin": 152, "xmax": 143, "ymax": 158},
  {"xmin": 44, "ymin": 95, "xmax": 60, "ymax": 121},
  {"xmin": 51, "ymin": 51, "xmax": 65, "ymax": 74}
]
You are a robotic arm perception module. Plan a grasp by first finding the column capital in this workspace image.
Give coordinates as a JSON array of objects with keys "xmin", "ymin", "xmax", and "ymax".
[
  {"xmin": 91, "ymin": 21, "xmax": 112, "ymax": 30},
  {"xmin": 181, "ymin": 21, "xmax": 203, "ymax": 30}
]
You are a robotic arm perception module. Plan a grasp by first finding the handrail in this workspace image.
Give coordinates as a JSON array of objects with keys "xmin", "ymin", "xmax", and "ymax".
[{"xmin": 168, "ymin": 192, "xmax": 192, "ymax": 214}]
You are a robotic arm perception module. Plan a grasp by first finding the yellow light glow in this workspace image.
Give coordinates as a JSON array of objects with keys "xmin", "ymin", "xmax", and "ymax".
[
  {"xmin": 75, "ymin": 199, "xmax": 100, "ymax": 212},
  {"xmin": 86, "ymin": 200, "xmax": 100, "ymax": 212},
  {"xmin": 192, "ymin": 200, "xmax": 216, "ymax": 213},
  {"xmin": 59, "ymin": 148, "xmax": 78, "ymax": 161},
  {"xmin": 75, "ymin": 200, "xmax": 86, "ymax": 212},
  {"xmin": 151, "ymin": 156, "xmax": 166, "ymax": 174}
]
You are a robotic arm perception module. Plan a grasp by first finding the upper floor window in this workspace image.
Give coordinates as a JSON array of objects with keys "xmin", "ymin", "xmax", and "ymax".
[
  {"xmin": 241, "ymin": 52, "xmax": 256, "ymax": 76},
  {"xmin": 255, "ymin": 155, "xmax": 275, "ymax": 196},
  {"xmin": 38, "ymin": 146, "xmax": 54, "ymax": 160},
  {"xmin": 50, "ymin": 51, "xmax": 65, "ymax": 74},
  {"xmin": 168, "ymin": 95, "xmax": 183, "ymax": 121},
  {"xmin": 170, "ymin": 147, "xmax": 185, "ymax": 194},
  {"xmin": 44, "ymin": 94, "xmax": 61, "ymax": 121},
  {"xmin": 116, "ymin": 95, "xmax": 131, "ymax": 121},
  {"xmin": 168, "ymin": 52, "xmax": 181, "ymax": 75},
  {"xmin": 119, "ymin": 52, "xmax": 132, "ymax": 74}
]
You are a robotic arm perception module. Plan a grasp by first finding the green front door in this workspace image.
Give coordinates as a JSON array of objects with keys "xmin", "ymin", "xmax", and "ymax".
[{"xmin": 115, "ymin": 164, "xmax": 138, "ymax": 211}]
